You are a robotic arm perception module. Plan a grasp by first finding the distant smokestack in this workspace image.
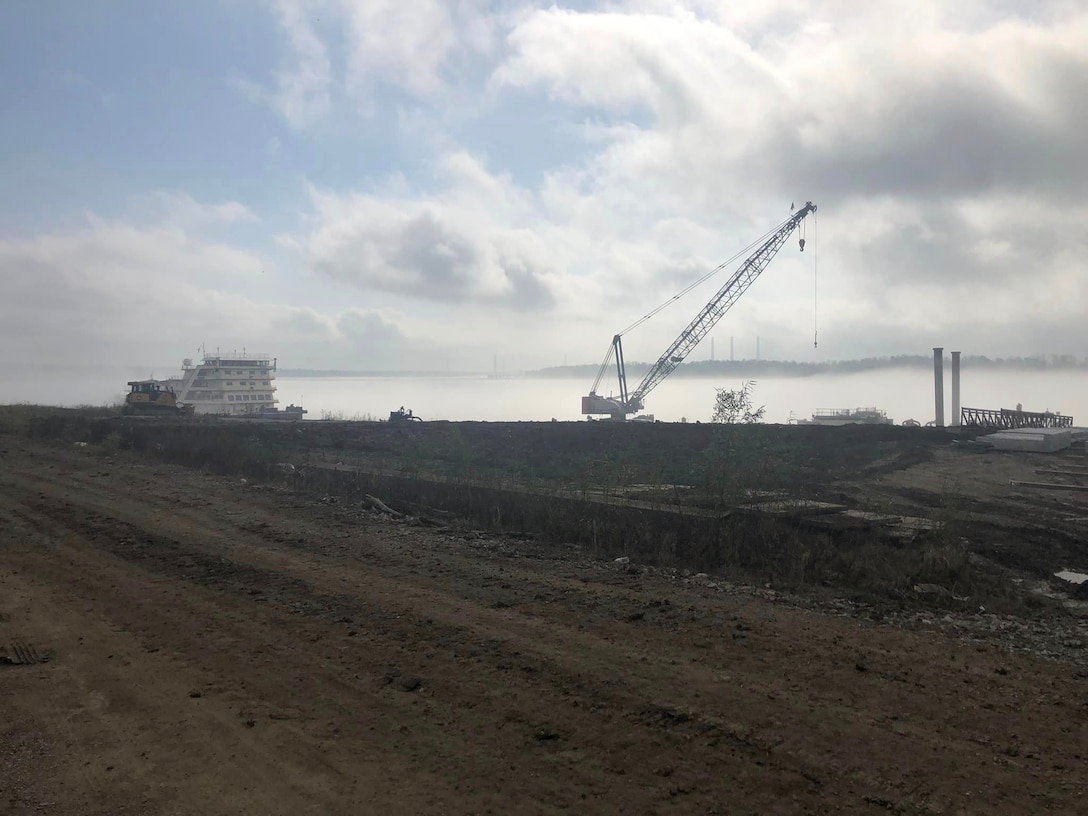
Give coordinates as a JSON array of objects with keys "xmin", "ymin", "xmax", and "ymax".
[
  {"xmin": 951, "ymin": 351, "xmax": 961, "ymax": 427},
  {"xmin": 933, "ymin": 347, "xmax": 945, "ymax": 427}
]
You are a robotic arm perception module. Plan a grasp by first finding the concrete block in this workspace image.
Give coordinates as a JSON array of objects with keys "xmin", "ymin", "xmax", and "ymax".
[{"xmin": 985, "ymin": 428, "xmax": 1072, "ymax": 453}]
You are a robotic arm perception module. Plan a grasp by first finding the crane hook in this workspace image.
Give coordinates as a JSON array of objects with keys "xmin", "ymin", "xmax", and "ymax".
[{"xmin": 799, "ymin": 237, "xmax": 806, "ymax": 252}]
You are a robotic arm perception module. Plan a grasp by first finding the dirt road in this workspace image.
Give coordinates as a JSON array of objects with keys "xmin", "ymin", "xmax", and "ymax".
[{"xmin": 1, "ymin": 439, "xmax": 1085, "ymax": 814}]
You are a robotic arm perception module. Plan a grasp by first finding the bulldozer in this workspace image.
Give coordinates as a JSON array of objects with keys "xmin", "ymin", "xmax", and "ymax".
[{"xmin": 122, "ymin": 380, "xmax": 194, "ymax": 415}]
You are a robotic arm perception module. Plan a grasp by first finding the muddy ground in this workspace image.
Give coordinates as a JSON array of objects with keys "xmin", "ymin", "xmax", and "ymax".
[{"xmin": 1, "ymin": 415, "xmax": 1087, "ymax": 814}]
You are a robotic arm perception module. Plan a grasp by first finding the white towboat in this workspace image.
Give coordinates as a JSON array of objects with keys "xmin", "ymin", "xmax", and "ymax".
[
  {"xmin": 155, "ymin": 352, "xmax": 291, "ymax": 417},
  {"xmin": 794, "ymin": 407, "xmax": 894, "ymax": 426}
]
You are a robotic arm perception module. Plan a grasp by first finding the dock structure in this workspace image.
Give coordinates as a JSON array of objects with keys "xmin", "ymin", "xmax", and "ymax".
[{"xmin": 961, "ymin": 406, "xmax": 1073, "ymax": 430}]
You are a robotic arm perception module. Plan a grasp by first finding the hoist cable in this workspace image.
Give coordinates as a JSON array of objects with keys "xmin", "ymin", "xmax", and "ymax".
[
  {"xmin": 813, "ymin": 210, "xmax": 819, "ymax": 349},
  {"xmin": 615, "ymin": 220, "xmax": 785, "ymax": 338}
]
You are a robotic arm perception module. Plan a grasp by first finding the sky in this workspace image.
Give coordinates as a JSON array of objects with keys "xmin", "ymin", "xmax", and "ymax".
[{"xmin": 2, "ymin": 0, "xmax": 1086, "ymax": 375}]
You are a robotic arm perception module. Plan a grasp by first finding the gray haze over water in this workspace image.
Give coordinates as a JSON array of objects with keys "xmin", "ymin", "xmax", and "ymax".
[
  {"xmin": 6, "ymin": 368, "xmax": 1083, "ymax": 427},
  {"xmin": 278, "ymin": 370, "xmax": 1087, "ymax": 425}
]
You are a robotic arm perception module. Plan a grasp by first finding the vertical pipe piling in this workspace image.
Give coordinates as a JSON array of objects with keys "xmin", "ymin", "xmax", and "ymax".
[
  {"xmin": 951, "ymin": 351, "xmax": 961, "ymax": 428},
  {"xmin": 933, "ymin": 347, "xmax": 945, "ymax": 427}
]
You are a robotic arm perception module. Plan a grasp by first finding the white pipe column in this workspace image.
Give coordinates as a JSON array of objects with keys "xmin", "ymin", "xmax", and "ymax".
[
  {"xmin": 951, "ymin": 351, "xmax": 961, "ymax": 427},
  {"xmin": 933, "ymin": 347, "xmax": 945, "ymax": 427}
]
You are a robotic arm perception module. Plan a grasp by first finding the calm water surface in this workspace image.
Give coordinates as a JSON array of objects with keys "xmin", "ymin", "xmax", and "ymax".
[
  {"xmin": 277, "ymin": 369, "xmax": 1088, "ymax": 425},
  {"xmin": 3, "ymin": 367, "xmax": 1085, "ymax": 426}
]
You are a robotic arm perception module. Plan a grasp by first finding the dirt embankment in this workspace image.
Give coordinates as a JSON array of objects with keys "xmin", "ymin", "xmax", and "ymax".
[{"xmin": 2, "ymin": 430, "xmax": 1087, "ymax": 815}]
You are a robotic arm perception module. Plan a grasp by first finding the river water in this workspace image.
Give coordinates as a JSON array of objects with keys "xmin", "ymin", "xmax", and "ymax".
[
  {"xmin": 3, "ymin": 366, "xmax": 1085, "ymax": 426},
  {"xmin": 277, "ymin": 368, "xmax": 1087, "ymax": 425}
]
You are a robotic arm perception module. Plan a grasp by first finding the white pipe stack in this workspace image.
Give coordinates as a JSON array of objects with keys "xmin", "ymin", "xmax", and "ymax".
[
  {"xmin": 951, "ymin": 351, "xmax": 961, "ymax": 428},
  {"xmin": 933, "ymin": 347, "xmax": 945, "ymax": 427}
]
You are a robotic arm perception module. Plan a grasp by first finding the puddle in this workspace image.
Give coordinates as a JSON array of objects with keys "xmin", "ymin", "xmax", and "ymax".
[{"xmin": 1054, "ymin": 570, "xmax": 1088, "ymax": 585}]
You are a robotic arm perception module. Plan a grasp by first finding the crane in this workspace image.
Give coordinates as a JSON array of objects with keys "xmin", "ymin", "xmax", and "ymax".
[{"xmin": 581, "ymin": 201, "xmax": 817, "ymax": 420}]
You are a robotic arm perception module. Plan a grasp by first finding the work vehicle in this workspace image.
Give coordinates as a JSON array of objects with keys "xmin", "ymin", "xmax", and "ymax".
[
  {"xmin": 582, "ymin": 202, "xmax": 817, "ymax": 420},
  {"xmin": 388, "ymin": 406, "xmax": 422, "ymax": 423},
  {"xmin": 123, "ymin": 380, "xmax": 195, "ymax": 415}
]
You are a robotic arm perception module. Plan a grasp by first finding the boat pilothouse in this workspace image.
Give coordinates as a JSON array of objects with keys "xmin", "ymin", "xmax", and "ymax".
[{"xmin": 157, "ymin": 352, "xmax": 281, "ymax": 416}]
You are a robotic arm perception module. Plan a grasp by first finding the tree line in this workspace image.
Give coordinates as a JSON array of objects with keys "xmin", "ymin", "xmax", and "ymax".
[{"xmin": 529, "ymin": 354, "xmax": 1088, "ymax": 379}]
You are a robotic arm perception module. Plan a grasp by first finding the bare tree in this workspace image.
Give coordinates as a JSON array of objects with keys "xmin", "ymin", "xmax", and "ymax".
[{"xmin": 712, "ymin": 380, "xmax": 766, "ymax": 424}]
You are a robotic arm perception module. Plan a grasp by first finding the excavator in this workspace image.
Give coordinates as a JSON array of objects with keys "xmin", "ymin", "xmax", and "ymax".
[
  {"xmin": 122, "ymin": 380, "xmax": 195, "ymax": 415},
  {"xmin": 582, "ymin": 201, "xmax": 816, "ymax": 420}
]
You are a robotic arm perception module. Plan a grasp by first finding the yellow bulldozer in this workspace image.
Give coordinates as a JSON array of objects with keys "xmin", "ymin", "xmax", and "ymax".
[{"xmin": 122, "ymin": 380, "xmax": 195, "ymax": 415}]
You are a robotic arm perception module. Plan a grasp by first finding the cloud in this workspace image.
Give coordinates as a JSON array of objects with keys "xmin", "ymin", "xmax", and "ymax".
[
  {"xmin": 11, "ymin": 1, "xmax": 1088, "ymax": 378},
  {"xmin": 339, "ymin": 0, "xmax": 459, "ymax": 97},
  {"xmin": 0, "ymin": 218, "xmax": 263, "ymax": 359},
  {"xmin": 210, "ymin": 1, "xmax": 1088, "ymax": 366},
  {"xmin": 336, "ymin": 309, "xmax": 416, "ymax": 369},
  {"xmin": 272, "ymin": 307, "xmax": 336, "ymax": 337},
  {"xmin": 0, "ymin": 215, "xmax": 427, "ymax": 370},
  {"xmin": 146, "ymin": 192, "xmax": 258, "ymax": 227},
  {"xmin": 235, "ymin": 0, "xmax": 333, "ymax": 128},
  {"xmin": 494, "ymin": 4, "xmax": 1088, "ymax": 213},
  {"xmin": 249, "ymin": 0, "xmax": 525, "ymax": 127},
  {"xmin": 299, "ymin": 153, "xmax": 560, "ymax": 310},
  {"xmin": 477, "ymin": 2, "xmax": 1088, "ymax": 358}
]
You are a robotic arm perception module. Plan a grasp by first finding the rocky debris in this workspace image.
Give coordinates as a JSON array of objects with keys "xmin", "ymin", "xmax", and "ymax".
[
  {"xmin": 382, "ymin": 665, "xmax": 423, "ymax": 692},
  {"xmin": 586, "ymin": 557, "xmax": 1088, "ymax": 669},
  {"xmin": 365, "ymin": 494, "xmax": 403, "ymax": 518}
]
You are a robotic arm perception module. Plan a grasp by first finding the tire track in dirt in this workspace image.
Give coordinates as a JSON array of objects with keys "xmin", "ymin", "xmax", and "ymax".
[
  {"xmin": 3, "ymin": 456, "xmax": 840, "ymax": 813},
  {"xmin": 1, "ymin": 495, "xmax": 451, "ymax": 814},
  {"xmin": 7, "ymin": 448, "xmax": 832, "ymax": 813},
  {"xmin": 2, "ymin": 440, "xmax": 1087, "ymax": 814}
]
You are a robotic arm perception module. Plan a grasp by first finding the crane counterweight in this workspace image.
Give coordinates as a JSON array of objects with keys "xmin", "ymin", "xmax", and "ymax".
[{"xmin": 582, "ymin": 201, "xmax": 817, "ymax": 420}]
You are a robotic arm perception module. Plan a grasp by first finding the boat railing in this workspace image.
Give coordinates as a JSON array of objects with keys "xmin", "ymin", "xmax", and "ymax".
[
  {"xmin": 811, "ymin": 407, "xmax": 884, "ymax": 418},
  {"xmin": 201, "ymin": 354, "xmax": 273, "ymax": 365}
]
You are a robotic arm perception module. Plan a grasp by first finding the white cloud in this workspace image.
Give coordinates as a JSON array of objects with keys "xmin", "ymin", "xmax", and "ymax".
[
  {"xmin": 299, "ymin": 153, "xmax": 562, "ymax": 310},
  {"xmin": 12, "ymin": 1, "xmax": 1088, "ymax": 378},
  {"xmin": 493, "ymin": 3, "xmax": 1088, "ymax": 212},
  {"xmin": 339, "ymin": 0, "xmax": 458, "ymax": 97},
  {"xmin": 235, "ymin": 0, "xmax": 333, "ymax": 128},
  {"xmin": 146, "ymin": 192, "xmax": 258, "ymax": 227},
  {"xmin": 250, "ymin": 0, "xmax": 529, "ymax": 127},
  {"xmin": 0, "ymin": 215, "xmax": 429, "ymax": 370}
]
